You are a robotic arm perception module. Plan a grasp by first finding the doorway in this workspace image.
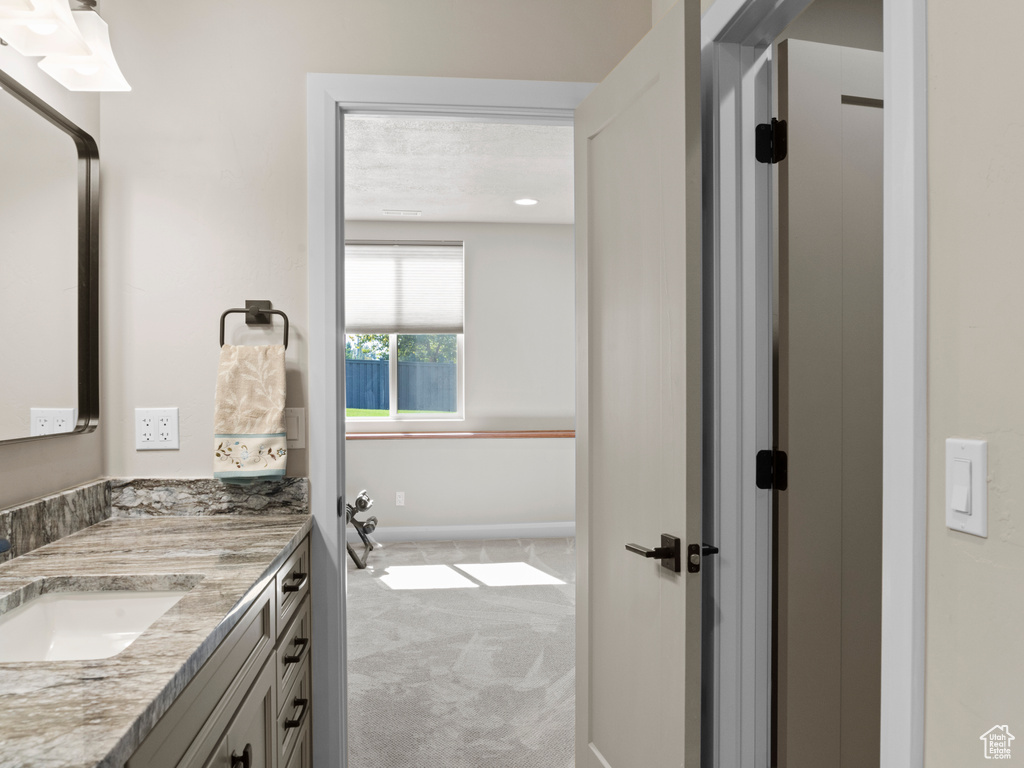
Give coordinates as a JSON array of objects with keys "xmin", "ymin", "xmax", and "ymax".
[
  {"xmin": 308, "ymin": 0, "xmax": 928, "ymax": 759},
  {"xmin": 701, "ymin": 0, "xmax": 927, "ymax": 765},
  {"xmin": 341, "ymin": 113, "xmax": 578, "ymax": 768},
  {"xmin": 772, "ymin": 4, "xmax": 884, "ymax": 763},
  {"xmin": 306, "ymin": 75, "xmax": 592, "ymax": 768}
]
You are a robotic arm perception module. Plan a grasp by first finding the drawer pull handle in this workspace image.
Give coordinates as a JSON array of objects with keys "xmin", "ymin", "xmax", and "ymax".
[
  {"xmin": 284, "ymin": 697, "xmax": 309, "ymax": 729},
  {"xmin": 230, "ymin": 744, "xmax": 252, "ymax": 768},
  {"xmin": 282, "ymin": 571, "xmax": 308, "ymax": 593},
  {"xmin": 284, "ymin": 637, "xmax": 309, "ymax": 664}
]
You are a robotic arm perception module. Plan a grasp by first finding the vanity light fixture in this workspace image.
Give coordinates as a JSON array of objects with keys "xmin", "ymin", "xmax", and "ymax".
[
  {"xmin": 514, "ymin": 198, "xmax": 539, "ymax": 206},
  {"xmin": 0, "ymin": 0, "xmax": 34, "ymax": 12},
  {"xmin": 38, "ymin": 10, "xmax": 130, "ymax": 91},
  {"xmin": 0, "ymin": 0, "xmax": 91, "ymax": 57}
]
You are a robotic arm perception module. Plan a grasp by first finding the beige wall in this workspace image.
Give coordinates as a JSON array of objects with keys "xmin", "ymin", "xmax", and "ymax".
[
  {"xmin": 345, "ymin": 221, "xmax": 575, "ymax": 433},
  {"xmin": 96, "ymin": 0, "xmax": 650, "ymax": 480},
  {"xmin": 926, "ymin": 0, "xmax": 1024, "ymax": 762},
  {"xmin": 778, "ymin": 0, "xmax": 882, "ymax": 51},
  {"xmin": 344, "ymin": 221, "xmax": 575, "ymax": 528},
  {"xmin": 0, "ymin": 0, "xmax": 648, "ymax": 504}
]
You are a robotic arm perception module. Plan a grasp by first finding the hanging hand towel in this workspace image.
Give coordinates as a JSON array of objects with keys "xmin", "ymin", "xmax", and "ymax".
[{"xmin": 214, "ymin": 344, "xmax": 287, "ymax": 484}]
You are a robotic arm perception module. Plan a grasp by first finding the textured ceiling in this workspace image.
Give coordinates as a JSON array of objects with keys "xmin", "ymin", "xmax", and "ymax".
[{"xmin": 344, "ymin": 116, "xmax": 574, "ymax": 224}]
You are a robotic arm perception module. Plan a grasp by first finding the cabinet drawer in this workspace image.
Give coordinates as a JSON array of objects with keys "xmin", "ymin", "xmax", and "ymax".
[
  {"xmin": 200, "ymin": 657, "xmax": 277, "ymax": 768},
  {"xmin": 277, "ymin": 594, "xmax": 311, "ymax": 700},
  {"xmin": 278, "ymin": 657, "xmax": 311, "ymax": 765},
  {"xmin": 128, "ymin": 583, "xmax": 276, "ymax": 768},
  {"xmin": 277, "ymin": 536, "xmax": 310, "ymax": 629},
  {"xmin": 283, "ymin": 720, "xmax": 312, "ymax": 768}
]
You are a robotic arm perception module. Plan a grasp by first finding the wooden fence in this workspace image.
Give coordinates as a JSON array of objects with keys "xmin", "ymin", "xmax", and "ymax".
[{"xmin": 346, "ymin": 359, "xmax": 457, "ymax": 412}]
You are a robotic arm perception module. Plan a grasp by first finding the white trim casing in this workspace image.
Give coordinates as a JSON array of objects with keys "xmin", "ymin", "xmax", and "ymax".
[
  {"xmin": 879, "ymin": 0, "xmax": 928, "ymax": 766},
  {"xmin": 307, "ymin": 74, "xmax": 348, "ymax": 768},
  {"xmin": 700, "ymin": 33, "xmax": 776, "ymax": 768},
  {"xmin": 701, "ymin": 1, "xmax": 927, "ymax": 767}
]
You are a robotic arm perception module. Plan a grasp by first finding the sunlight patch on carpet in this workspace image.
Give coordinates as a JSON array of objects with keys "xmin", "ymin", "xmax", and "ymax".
[{"xmin": 453, "ymin": 562, "xmax": 566, "ymax": 587}]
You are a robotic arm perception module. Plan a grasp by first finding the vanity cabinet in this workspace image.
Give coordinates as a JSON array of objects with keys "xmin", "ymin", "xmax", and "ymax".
[{"xmin": 126, "ymin": 536, "xmax": 311, "ymax": 768}]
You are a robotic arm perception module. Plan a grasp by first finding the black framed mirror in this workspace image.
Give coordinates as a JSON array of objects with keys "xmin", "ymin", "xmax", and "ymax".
[{"xmin": 0, "ymin": 68, "xmax": 98, "ymax": 443}]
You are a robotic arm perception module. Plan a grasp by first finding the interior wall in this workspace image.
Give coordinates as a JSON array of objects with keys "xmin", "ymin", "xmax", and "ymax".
[
  {"xmin": 347, "ymin": 437, "xmax": 574, "ymax": 530},
  {"xmin": 344, "ymin": 221, "xmax": 574, "ymax": 529},
  {"xmin": 97, "ymin": 0, "xmax": 650, "ymax": 480},
  {"xmin": 345, "ymin": 221, "xmax": 574, "ymax": 433},
  {"xmin": 0, "ymin": 46, "xmax": 102, "ymax": 509},
  {"xmin": 777, "ymin": 0, "xmax": 882, "ymax": 51},
  {"xmin": 926, "ymin": 0, "xmax": 1024, "ymax": 763}
]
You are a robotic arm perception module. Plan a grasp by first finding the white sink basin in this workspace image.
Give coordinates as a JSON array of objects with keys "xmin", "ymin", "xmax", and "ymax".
[{"xmin": 0, "ymin": 581, "xmax": 197, "ymax": 662}]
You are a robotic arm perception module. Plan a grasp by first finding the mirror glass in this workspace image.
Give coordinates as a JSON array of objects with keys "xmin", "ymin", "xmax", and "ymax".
[{"xmin": 0, "ymin": 77, "xmax": 95, "ymax": 442}]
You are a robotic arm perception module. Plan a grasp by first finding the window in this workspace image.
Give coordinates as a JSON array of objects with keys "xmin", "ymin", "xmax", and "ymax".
[{"xmin": 344, "ymin": 241, "xmax": 464, "ymax": 420}]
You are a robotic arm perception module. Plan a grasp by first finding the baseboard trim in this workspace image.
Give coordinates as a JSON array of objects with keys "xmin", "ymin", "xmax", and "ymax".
[{"xmin": 364, "ymin": 521, "xmax": 576, "ymax": 543}]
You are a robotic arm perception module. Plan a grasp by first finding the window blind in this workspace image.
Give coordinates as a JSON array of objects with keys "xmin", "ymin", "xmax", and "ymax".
[{"xmin": 345, "ymin": 241, "xmax": 464, "ymax": 334}]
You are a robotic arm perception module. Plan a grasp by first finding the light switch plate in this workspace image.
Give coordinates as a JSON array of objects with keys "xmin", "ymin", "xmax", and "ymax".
[
  {"xmin": 284, "ymin": 408, "xmax": 306, "ymax": 449},
  {"xmin": 945, "ymin": 438, "xmax": 987, "ymax": 537}
]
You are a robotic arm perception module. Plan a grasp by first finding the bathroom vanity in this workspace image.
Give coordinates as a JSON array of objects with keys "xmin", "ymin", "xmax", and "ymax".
[
  {"xmin": 0, "ymin": 512, "xmax": 312, "ymax": 768},
  {"xmin": 127, "ymin": 535, "xmax": 312, "ymax": 768}
]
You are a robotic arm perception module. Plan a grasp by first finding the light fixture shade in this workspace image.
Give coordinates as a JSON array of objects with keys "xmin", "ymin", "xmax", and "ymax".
[
  {"xmin": 38, "ymin": 10, "xmax": 130, "ymax": 92},
  {"xmin": 0, "ymin": 0, "xmax": 35, "ymax": 12},
  {"xmin": 0, "ymin": 0, "xmax": 90, "ymax": 57}
]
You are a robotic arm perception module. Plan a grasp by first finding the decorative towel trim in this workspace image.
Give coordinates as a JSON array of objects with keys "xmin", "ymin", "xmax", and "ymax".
[{"xmin": 214, "ymin": 434, "xmax": 288, "ymax": 477}]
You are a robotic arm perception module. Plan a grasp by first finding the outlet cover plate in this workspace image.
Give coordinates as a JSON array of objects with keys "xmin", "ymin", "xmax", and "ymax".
[
  {"xmin": 136, "ymin": 408, "xmax": 179, "ymax": 450},
  {"xmin": 51, "ymin": 408, "xmax": 77, "ymax": 434},
  {"xmin": 30, "ymin": 408, "xmax": 78, "ymax": 436},
  {"xmin": 30, "ymin": 408, "xmax": 53, "ymax": 436}
]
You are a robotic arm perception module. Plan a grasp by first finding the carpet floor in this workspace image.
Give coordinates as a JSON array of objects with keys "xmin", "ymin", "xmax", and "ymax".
[{"xmin": 346, "ymin": 537, "xmax": 576, "ymax": 768}]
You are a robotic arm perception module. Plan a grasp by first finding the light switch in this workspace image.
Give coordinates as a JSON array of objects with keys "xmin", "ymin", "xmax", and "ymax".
[
  {"xmin": 951, "ymin": 458, "xmax": 971, "ymax": 514},
  {"xmin": 285, "ymin": 407, "xmax": 306, "ymax": 449},
  {"xmin": 945, "ymin": 438, "xmax": 987, "ymax": 537}
]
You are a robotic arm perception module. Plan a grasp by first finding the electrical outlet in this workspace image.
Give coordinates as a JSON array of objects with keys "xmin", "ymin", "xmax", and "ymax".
[
  {"xmin": 29, "ymin": 408, "xmax": 77, "ymax": 436},
  {"xmin": 136, "ymin": 408, "xmax": 179, "ymax": 450},
  {"xmin": 395, "ymin": 491, "xmax": 405, "ymax": 506},
  {"xmin": 30, "ymin": 408, "xmax": 53, "ymax": 436},
  {"xmin": 51, "ymin": 408, "xmax": 77, "ymax": 434}
]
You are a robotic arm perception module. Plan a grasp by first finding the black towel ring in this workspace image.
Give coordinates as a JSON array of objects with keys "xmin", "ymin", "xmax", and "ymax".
[{"xmin": 220, "ymin": 301, "xmax": 289, "ymax": 349}]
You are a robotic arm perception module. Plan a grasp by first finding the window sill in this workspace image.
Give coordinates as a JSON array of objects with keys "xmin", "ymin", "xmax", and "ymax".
[{"xmin": 345, "ymin": 430, "xmax": 575, "ymax": 441}]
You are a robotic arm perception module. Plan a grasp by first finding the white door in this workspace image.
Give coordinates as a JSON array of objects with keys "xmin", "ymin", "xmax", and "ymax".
[
  {"xmin": 775, "ymin": 39, "xmax": 883, "ymax": 768},
  {"xmin": 574, "ymin": 1, "xmax": 702, "ymax": 766}
]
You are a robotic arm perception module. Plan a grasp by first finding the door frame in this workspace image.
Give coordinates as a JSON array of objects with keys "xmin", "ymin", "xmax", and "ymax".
[
  {"xmin": 701, "ymin": 0, "xmax": 928, "ymax": 766},
  {"xmin": 306, "ymin": 74, "xmax": 592, "ymax": 767}
]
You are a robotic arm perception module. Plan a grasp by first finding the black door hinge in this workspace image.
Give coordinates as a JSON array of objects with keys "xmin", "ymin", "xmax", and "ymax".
[
  {"xmin": 755, "ymin": 118, "xmax": 788, "ymax": 164},
  {"xmin": 756, "ymin": 448, "xmax": 788, "ymax": 491}
]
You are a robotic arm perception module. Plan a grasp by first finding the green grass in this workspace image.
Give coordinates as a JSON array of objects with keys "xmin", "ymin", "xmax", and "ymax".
[
  {"xmin": 346, "ymin": 408, "xmax": 388, "ymax": 417},
  {"xmin": 346, "ymin": 408, "xmax": 456, "ymax": 418}
]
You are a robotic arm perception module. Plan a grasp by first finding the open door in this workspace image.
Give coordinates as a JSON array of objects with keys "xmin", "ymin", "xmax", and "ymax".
[{"xmin": 574, "ymin": 1, "xmax": 702, "ymax": 766}]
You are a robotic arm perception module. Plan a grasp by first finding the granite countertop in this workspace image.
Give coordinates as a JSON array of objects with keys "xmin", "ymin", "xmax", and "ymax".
[{"xmin": 0, "ymin": 513, "xmax": 312, "ymax": 768}]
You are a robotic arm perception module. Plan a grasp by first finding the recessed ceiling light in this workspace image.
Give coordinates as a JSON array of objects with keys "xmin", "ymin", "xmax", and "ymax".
[{"xmin": 514, "ymin": 198, "xmax": 539, "ymax": 206}]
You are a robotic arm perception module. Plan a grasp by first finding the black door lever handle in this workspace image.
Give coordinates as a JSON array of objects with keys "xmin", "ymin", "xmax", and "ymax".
[
  {"xmin": 625, "ymin": 534, "xmax": 681, "ymax": 573},
  {"xmin": 625, "ymin": 542, "xmax": 673, "ymax": 558}
]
